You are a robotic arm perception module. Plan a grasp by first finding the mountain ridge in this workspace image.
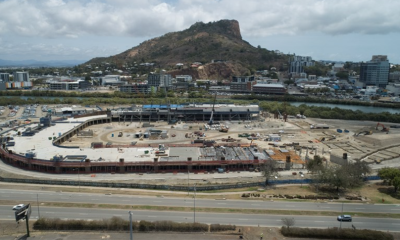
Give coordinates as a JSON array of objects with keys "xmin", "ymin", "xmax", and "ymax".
[
  {"xmin": 87, "ymin": 19, "xmax": 288, "ymax": 78},
  {"xmin": 0, "ymin": 59, "xmax": 85, "ymax": 67}
]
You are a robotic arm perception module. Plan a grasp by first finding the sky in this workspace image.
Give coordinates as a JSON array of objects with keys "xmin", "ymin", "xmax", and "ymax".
[{"xmin": 0, "ymin": 0, "xmax": 399, "ymax": 63}]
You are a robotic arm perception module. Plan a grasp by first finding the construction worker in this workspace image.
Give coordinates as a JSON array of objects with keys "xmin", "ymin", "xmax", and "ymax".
[{"xmin": 260, "ymin": 232, "xmax": 263, "ymax": 240}]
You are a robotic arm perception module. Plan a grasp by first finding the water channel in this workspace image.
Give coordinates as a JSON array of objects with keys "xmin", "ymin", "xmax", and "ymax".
[
  {"xmin": 290, "ymin": 102, "xmax": 400, "ymax": 114},
  {"xmin": 5, "ymin": 96, "xmax": 400, "ymax": 114}
]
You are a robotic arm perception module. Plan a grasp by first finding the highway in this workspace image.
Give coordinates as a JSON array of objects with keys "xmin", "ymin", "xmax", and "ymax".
[
  {"xmin": 2, "ymin": 206, "xmax": 400, "ymax": 231},
  {"xmin": 1, "ymin": 189, "xmax": 400, "ymax": 214}
]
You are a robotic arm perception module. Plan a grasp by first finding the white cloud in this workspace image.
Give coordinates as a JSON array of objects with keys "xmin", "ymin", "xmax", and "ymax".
[
  {"xmin": 0, "ymin": 0, "xmax": 399, "ymax": 39},
  {"xmin": 0, "ymin": 0, "xmax": 399, "ymax": 62}
]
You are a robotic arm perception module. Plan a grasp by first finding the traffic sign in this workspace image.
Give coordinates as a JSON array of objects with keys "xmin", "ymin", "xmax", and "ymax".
[{"xmin": 14, "ymin": 204, "xmax": 30, "ymax": 222}]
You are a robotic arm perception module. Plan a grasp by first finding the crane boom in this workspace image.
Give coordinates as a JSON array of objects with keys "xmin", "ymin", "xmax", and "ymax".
[{"xmin": 209, "ymin": 93, "xmax": 217, "ymax": 125}]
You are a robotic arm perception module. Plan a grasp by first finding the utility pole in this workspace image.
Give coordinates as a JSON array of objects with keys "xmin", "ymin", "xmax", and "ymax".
[
  {"xmin": 193, "ymin": 184, "xmax": 197, "ymax": 223},
  {"xmin": 129, "ymin": 211, "xmax": 133, "ymax": 240},
  {"xmin": 36, "ymin": 194, "xmax": 40, "ymax": 219}
]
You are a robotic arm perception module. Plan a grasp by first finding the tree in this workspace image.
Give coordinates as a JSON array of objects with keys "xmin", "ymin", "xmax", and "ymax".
[
  {"xmin": 315, "ymin": 162, "xmax": 371, "ymax": 192},
  {"xmin": 262, "ymin": 160, "xmax": 279, "ymax": 185},
  {"xmin": 306, "ymin": 155, "xmax": 324, "ymax": 173},
  {"xmin": 281, "ymin": 218, "xmax": 296, "ymax": 230},
  {"xmin": 378, "ymin": 168, "xmax": 400, "ymax": 192},
  {"xmin": 335, "ymin": 71, "xmax": 349, "ymax": 79},
  {"xmin": 393, "ymin": 176, "xmax": 400, "ymax": 193}
]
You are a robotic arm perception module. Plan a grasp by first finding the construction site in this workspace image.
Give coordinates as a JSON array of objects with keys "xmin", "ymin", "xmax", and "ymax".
[{"xmin": 1, "ymin": 103, "xmax": 400, "ymax": 176}]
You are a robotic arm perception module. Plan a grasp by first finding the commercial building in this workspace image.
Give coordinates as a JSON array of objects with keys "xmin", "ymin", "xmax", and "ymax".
[
  {"xmin": 252, "ymin": 83, "xmax": 286, "ymax": 95},
  {"xmin": 119, "ymin": 84, "xmax": 151, "ymax": 94},
  {"xmin": 386, "ymin": 83, "xmax": 400, "ymax": 96},
  {"xmin": 13, "ymin": 72, "xmax": 29, "ymax": 82},
  {"xmin": 0, "ymin": 73, "xmax": 10, "ymax": 82},
  {"xmin": 100, "ymin": 75, "xmax": 124, "ymax": 86},
  {"xmin": 49, "ymin": 80, "xmax": 82, "ymax": 90},
  {"xmin": 176, "ymin": 75, "xmax": 193, "ymax": 82},
  {"xmin": 359, "ymin": 55, "xmax": 390, "ymax": 88},
  {"xmin": 148, "ymin": 74, "xmax": 173, "ymax": 90},
  {"xmin": 289, "ymin": 56, "xmax": 314, "ymax": 74},
  {"xmin": 230, "ymin": 76, "xmax": 255, "ymax": 92},
  {"xmin": 389, "ymin": 71, "xmax": 400, "ymax": 82}
]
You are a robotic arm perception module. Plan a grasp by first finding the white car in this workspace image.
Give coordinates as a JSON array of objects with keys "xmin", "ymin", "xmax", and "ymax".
[{"xmin": 12, "ymin": 204, "xmax": 25, "ymax": 211}]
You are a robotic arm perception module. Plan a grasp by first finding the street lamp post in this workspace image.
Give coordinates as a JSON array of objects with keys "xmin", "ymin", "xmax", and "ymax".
[
  {"xmin": 193, "ymin": 183, "xmax": 197, "ymax": 223},
  {"xmin": 340, "ymin": 197, "xmax": 344, "ymax": 229},
  {"xmin": 129, "ymin": 211, "xmax": 133, "ymax": 240},
  {"xmin": 187, "ymin": 169, "xmax": 190, "ymax": 196},
  {"xmin": 37, "ymin": 194, "xmax": 40, "ymax": 219}
]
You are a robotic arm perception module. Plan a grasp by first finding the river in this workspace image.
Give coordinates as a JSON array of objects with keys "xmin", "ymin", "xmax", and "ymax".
[{"xmin": 290, "ymin": 102, "xmax": 400, "ymax": 114}]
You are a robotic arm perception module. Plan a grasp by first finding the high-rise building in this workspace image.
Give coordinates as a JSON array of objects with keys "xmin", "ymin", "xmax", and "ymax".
[
  {"xmin": 148, "ymin": 74, "xmax": 172, "ymax": 89},
  {"xmin": 359, "ymin": 55, "xmax": 390, "ymax": 88},
  {"xmin": 289, "ymin": 56, "xmax": 314, "ymax": 74},
  {"xmin": 0, "ymin": 73, "xmax": 10, "ymax": 82},
  {"xmin": 13, "ymin": 72, "xmax": 29, "ymax": 82}
]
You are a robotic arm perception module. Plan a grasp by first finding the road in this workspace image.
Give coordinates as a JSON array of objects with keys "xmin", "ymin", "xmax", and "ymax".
[
  {"xmin": 1, "ymin": 189, "xmax": 400, "ymax": 214},
  {"xmin": 2, "ymin": 206, "xmax": 400, "ymax": 231}
]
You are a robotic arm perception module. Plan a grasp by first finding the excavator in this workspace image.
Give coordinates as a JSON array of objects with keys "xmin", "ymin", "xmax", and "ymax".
[{"xmin": 376, "ymin": 123, "xmax": 390, "ymax": 133}]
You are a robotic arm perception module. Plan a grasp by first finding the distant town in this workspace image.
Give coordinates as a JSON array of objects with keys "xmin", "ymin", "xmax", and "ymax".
[{"xmin": 0, "ymin": 54, "xmax": 399, "ymax": 104}]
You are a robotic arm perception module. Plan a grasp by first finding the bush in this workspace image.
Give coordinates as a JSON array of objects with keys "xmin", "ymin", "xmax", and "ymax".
[
  {"xmin": 281, "ymin": 227, "xmax": 393, "ymax": 240},
  {"xmin": 34, "ymin": 217, "xmax": 135, "ymax": 231},
  {"xmin": 210, "ymin": 224, "xmax": 236, "ymax": 232},
  {"xmin": 139, "ymin": 220, "xmax": 208, "ymax": 232}
]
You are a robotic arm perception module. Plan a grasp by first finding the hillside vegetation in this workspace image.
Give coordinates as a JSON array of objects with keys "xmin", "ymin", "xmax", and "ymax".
[{"xmin": 87, "ymin": 19, "xmax": 288, "ymax": 79}]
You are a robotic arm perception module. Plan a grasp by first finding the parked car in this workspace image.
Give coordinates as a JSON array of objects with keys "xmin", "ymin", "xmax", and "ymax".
[
  {"xmin": 337, "ymin": 215, "xmax": 352, "ymax": 222},
  {"xmin": 12, "ymin": 204, "xmax": 25, "ymax": 211}
]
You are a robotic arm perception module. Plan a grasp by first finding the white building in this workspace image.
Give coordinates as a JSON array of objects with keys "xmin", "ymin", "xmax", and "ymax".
[
  {"xmin": 13, "ymin": 72, "xmax": 29, "ymax": 82},
  {"xmin": 100, "ymin": 75, "xmax": 123, "ymax": 86},
  {"xmin": 386, "ymin": 83, "xmax": 400, "ymax": 96},
  {"xmin": 289, "ymin": 56, "xmax": 314, "ymax": 74},
  {"xmin": 176, "ymin": 75, "xmax": 192, "ymax": 82}
]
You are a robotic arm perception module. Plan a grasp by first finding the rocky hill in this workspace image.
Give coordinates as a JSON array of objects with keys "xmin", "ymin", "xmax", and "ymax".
[{"xmin": 87, "ymin": 19, "xmax": 288, "ymax": 79}]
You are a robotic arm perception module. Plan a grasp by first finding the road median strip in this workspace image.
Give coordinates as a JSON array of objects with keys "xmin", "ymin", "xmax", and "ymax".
[{"xmin": 2, "ymin": 200, "xmax": 400, "ymax": 219}]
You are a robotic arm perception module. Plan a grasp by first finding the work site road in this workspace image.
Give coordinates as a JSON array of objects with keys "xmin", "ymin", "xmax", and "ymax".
[
  {"xmin": 1, "ymin": 189, "xmax": 400, "ymax": 214},
  {"xmin": 2, "ymin": 206, "xmax": 400, "ymax": 232}
]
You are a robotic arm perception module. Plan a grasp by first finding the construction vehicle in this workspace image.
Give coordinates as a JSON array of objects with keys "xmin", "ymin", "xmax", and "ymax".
[
  {"xmin": 219, "ymin": 127, "xmax": 228, "ymax": 133},
  {"xmin": 376, "ymin": 123, "xmax": 390, "ymax": 133},
  {"xmin": 355, "ymin": 130, "xmax": 372, "ymax": 136},
  {"xmin": 375, "ymin": 159, "xmax": 381, "ymax": 164}
]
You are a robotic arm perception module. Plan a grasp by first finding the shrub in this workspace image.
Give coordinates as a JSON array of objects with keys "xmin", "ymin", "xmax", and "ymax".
[
  {"xmin": 281, "ymin": 227, "xmax": 393, "ymax": 240},
  {"xmin": 34, "ymin": 218, "xmax": 211, "ymax": 232},
  {"xmin": 210, "ymin": 224, "xmax": 236, "ymax": 232}
]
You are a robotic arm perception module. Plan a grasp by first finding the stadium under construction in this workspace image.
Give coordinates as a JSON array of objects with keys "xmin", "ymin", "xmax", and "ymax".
[{"xmin": 0, "ymin": 103, "xmax": 294, "ymax": 175}]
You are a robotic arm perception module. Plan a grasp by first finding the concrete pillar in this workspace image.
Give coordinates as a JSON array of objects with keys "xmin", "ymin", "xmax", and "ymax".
[
  {"xmin": 84, "ymin": 159, "xmax": 91, "ymax": 173},
  {"xmin": 187, "ymin": 157, "xmax": 193, "ymax": 171},
  {"xmin": 153, "ymin": 158, "xmax": 158, "ymax": 172},
  {"xmin": 119, "ymin": 158, "xmax": 125, "ymax": 173},
  {"xmin": 285, "ymin": 155, "xmax": 291, "ymax": 170}
]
